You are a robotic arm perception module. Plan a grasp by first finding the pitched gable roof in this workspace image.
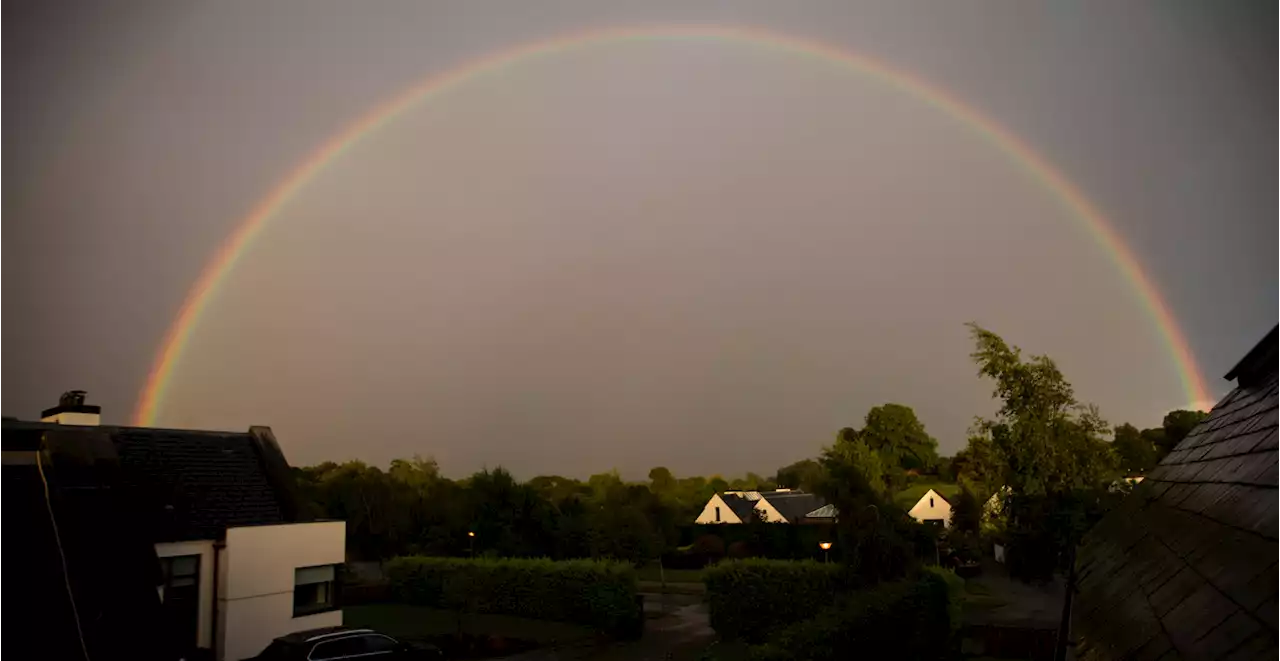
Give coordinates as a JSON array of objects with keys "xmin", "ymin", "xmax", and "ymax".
[
  {"xmin": 111, "ymin": 427, "xmax": 291, "ymax": 540},
  {"xmin": 721, "ymin": 493, "xmax": 758, "ymax": 522},
  {"xmin": 1073, "ymin": 326, "xmax": 1278, "ymax": 661},
  {"xmin": 757, "ymin": 491, "xmax": 825, "ymax": 523},
  {"xmin": 2, "ymin": 420, "xmax": 301, "ymax": 542}
]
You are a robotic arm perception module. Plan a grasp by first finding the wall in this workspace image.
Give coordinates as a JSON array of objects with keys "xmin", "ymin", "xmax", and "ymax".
[
  {"xmin": 41, "ymin": 411, "xmax": 100, "ymax": 425},
  {"xmin": 155, "ymin": 540, "xmax": 217, "ymax": 650},
  {"xmin": 752, "ymin": 498, "xmax": 788, "ymax": 523},
  {"xmin": 219, "ymin": 521, "xmax": 345, "ymax": 661},
  {"xmin": 693, "ymin": 494, "xmax": 743, "ymax": 524},
  {"xmin": 908, "ymin": 489, "xmax": 953, "ymax": 527}
]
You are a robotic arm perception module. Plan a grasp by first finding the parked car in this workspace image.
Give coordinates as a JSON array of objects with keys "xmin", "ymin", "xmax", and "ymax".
[{"xmin": 251, "ymin": 627, "xmax": 442, "ymax": 660}]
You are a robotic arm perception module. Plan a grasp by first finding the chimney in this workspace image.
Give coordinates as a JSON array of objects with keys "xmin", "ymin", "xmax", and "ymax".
[{"xmin": 41, "ymin": 390, "xmax": 101, "ymax": 426}]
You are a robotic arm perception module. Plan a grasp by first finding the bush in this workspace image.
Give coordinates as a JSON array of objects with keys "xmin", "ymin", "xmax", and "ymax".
[
  {"xmin": 386, "ymin": 556, "xmax": 639, "ymax": 636},
  {"xmin": 746, "ymin": 572, "xmax": 956, "ymax": 661},
  {"xmin": 703, "ymin": 559, "xmax": 850, "ymax": 642},
  {"xmin": 922, "ymin": 566, "xmax": 964, "ymax": 637}
]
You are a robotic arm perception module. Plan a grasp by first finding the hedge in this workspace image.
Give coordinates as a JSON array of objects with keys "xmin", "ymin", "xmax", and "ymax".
[
  {"xmin": 922, "ymin": 566, "xmax": 965, "ymax": 637},
  {"xmin": 703, "ymin": 559, "xmax": 851, "ymax": 642},
  {"xmin": 386, "ymin": 557, "xmax": 639, "ymax": 636},
  {"xmin": 746, "ymin": 571, "xmax": 957, "ymax": 661}
]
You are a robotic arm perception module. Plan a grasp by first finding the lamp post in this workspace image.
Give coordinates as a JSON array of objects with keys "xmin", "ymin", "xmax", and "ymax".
[
  {"xmin": 467, "ymin": 531, "xmax": 476, "ymax": 558},
  {"xmin": 818, "ymin": 541, "xmax": 833, "ymax": 564}
]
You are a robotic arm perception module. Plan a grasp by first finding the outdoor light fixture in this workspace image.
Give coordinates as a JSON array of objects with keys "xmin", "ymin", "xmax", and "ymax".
[
  {"xmin": 818, "ymin": 541, "xmax": 833, "ymax": 550},
  {"xmin": 467, "ymin": 531, "xmax": 476, "ymax": 538}
]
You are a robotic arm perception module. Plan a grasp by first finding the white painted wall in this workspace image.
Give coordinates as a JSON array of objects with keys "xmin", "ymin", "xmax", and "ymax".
[
  {"xmin": 908, "ymin": 489, "xmax": 953, "ymax": 527},
  {"xmin": 219, "ymin": 521, "xmax": 346, "ymax": 661},
  {"xmin": 40, "ymin": 411, "xmax": 100, "ymax": 425},
  {"xmin": 694, "ymin": 494, "xmax": 744, "ymax": 524},
  {"xmin": 155, "ymin": 540, "xmax": 218, "ymax": 650},
  {"xmin": 752, "ymin": 498, "xmax": 788, "ymax": 523}
]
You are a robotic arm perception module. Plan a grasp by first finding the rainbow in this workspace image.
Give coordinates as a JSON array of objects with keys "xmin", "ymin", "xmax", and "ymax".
[{"xmin": 132, "ymin": 24, "xmax": 1212, "ymax": 425}]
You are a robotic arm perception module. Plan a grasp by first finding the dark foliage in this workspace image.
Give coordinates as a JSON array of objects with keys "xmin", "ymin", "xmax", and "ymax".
[
  {"xmin": 703, "ymin": 559, "xmax": 852, "ymax": 642},
  {"xmin": 386, "ymin": 556, "xmax": 639, "ymax": 636},
  {"xmin": 745, "ymin": 571, "xmax": 959, "ymax": 661}
]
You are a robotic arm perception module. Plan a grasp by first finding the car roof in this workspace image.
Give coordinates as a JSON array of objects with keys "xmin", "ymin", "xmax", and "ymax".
[{"xmin": 276, "ymin": 627, "xmax": 377, "ymax": 644}]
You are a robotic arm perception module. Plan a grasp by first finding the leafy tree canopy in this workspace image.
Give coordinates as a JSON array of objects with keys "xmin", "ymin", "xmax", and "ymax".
[{"xmin": 966, "ymin": 322, "xmax": 1116, "ymax": 496}]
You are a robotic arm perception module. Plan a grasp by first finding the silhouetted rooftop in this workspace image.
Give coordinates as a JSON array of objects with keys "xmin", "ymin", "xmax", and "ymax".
[{"xmin": 1073, "ymin": 326, "xmax": 1278, "ymax": 660}]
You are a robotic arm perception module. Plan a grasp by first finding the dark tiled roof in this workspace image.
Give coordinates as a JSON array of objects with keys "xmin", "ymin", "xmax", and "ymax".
[
  {"xmin": 1073, "ymin": 328, "xmax": 1278, "ymax": 661},
  {"xmin": 111, "ymin": 427, "xmax": 287, "ymax": 541},
  {"xmin": 721, "ymin": 494, "xmax": 758, "ymax": 522},
  {"xmin": 2, "ymin": 421, "xmax": 292, "ymax": 542},
  {"xmin": 759, "ymin": 492, "xmax": 826, "ymax": 523}
]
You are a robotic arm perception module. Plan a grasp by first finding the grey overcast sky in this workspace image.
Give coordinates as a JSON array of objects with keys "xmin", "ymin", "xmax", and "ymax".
[{"xmin": 4, "ymin": 1, "xmax": 1275, "ymax": 478}]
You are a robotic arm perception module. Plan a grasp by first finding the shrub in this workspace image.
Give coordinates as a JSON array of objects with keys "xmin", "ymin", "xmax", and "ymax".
[
  {"xmin": 703, "ymin": 559, "xmax": 850, "ymax": 642},
  {"xmin": 386, "ymin": 556, "xmax": 639, "ymax": 636},
  {"xmin": 922, "ymin": 566, "xmax": 965, "ymax": 637},
  {"xmin": 746, "ymin": 572, "xmax": 956, "ymax": 661}
]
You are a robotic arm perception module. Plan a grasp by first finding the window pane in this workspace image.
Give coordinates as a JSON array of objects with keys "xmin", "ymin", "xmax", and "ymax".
[
  {"xmin": 295, "ymin": 564, "xmax": 335, "ymax": 585},
  {"xmin": 360, "ymin": 635, "xmax": 400, "ymax": 653},
  {"xmin": 170, "ymin": 555, "xmax": 199, "ymax": 577},
  {"xmin": 310, "ymin": 637, "xmax": 365, "ymax": 659},
  {"xmin": 293, "ymin": 580, "xmax": 334, "ymax": 615}
]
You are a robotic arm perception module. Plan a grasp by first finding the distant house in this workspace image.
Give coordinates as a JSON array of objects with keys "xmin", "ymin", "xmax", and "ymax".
[
  {"xmin": 4, "ymin": 391, "xmax": 345, "ymax": 661},
  {"xmin": 694, "ymin": 489, "xmax": 827, "ymax": 524},
  {"xmin": 1072, "ymin": 326, "xmax": 1278, "ymax": 660},
  {"xmin": 907, "ymin": 488, "xmax": 952, "ymax": 528},
  {"xmin": 800, "ymin": 488, "xmax": 955, "ymax": 527}
]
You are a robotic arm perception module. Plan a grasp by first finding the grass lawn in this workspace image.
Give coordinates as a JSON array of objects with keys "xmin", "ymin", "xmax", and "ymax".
[
  {"xmin": 893, "ymin": 481, "xmax": 962, "ymax": 508},
  {"xmin": 344, "ymin": 604, "xmax": 593, "ymax": 645},
  {"xmin": 635, "ymin": 565, "xmax": 704, "ymax": 584}
]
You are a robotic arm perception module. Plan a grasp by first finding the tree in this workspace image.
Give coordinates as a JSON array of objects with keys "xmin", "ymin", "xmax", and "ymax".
[
  {"xmin": 822, "ymin": 432, "xmax": 887, "ymax": 497},
  {"xmin": 1158, "ymin": 409, "xmax": 1209, "ymax": 456},
  {"xmin": 388, "ymin": 455, "xmax": 441, "ymax": 487},
  {"xmin": 966, "ymin": 323, "xmax": 1118, "ymax": 580},
  {"xmin": 1113, "ymin": 423, "xmax": 1157, "ymax": 474},
  {"xmin": 950, "ymin": 488, "xmax": 982, "ymax": 536},
  {"xmin": 648, "ymin": 466, "xmax": 676, "ymax": 494},
  {"xmin": 967, "ymin": 323, "xmax": 1117, "ymax": 495},
  {"xmin": 859, "ymin": 403, "xmax": 941, "ymax": 474},
  {"xmin": 774, "ymin": 459, "xmax": 823, "ymax": 491}
]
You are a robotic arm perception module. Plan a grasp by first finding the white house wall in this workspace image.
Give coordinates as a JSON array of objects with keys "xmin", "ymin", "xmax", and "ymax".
[
  {"xmin": 694, "ymin": 494, "xmax": 743, "ymax": 524},
  {"xmin": 753, "ymin": 498, "xmax": 788, "ymax": 523},
  {"xmin": 219, "ymin": 521, "xmax": 346, "ymax": 661},
  {"xmin": 908, "ymin": 489, "xmax": 953, "ymax": 527},
  {"xmin": 155, "ymin": 539, "xmax": 217, "ymax": 650}
]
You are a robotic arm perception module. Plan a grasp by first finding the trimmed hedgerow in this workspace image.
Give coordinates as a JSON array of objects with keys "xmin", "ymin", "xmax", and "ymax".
[
  {"xmin": 703, "ymin": 559, "xmax": 850, "ymax": 642},
  {"xmin": 746, "ymin": 571, "xmax": 957, "ymax": 661},
  {"xmin": 386, "ymin": 556, "xmax": 638, "ymax": 636}
]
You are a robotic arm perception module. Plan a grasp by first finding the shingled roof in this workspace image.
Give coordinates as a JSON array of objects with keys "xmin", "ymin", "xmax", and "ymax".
[
  {"xmin": 758, "ymin": 491, "xmax": 826, "ymax": 523},
  {"xmin": 1073, "ymin": 326, "xmax": 1278, "ymax": 661},
  {"xmin": 2, "ymin": 421, "xmax": 303, "ymax": 542}
]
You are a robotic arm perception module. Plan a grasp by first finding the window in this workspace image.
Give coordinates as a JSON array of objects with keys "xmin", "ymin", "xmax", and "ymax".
[
  {"xmin": 714, "ymin": 506, "xmax": 721, "ymax": 522},
  {"xmin": 308, "ymin": 636, "xmax": 365, "ymax": 660},
  {"xmin": 929, "ymin": 497, "xmax": 935, "ymax": 508},
  {"xmin": 158, "ymin": 554, "xmax": 201, "ymax": 649},
  {"xmin": 358, "ymin": 635, "xmax": 401, "ymax": 654},
  {"xmin": 294, "ymin": 564, "xmax": 339, "ymax": 617},
  {"xmin": 309, "ymin": 635, "xmax": 401, "ymax": 660}
]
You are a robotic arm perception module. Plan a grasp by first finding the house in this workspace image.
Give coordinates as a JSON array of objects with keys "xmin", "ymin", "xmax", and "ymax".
[
  {"xmin": 801, "ymin": 488, "xmax": 954, "ymax": 527},
  {"xmin": 1071, "ymin": 326, "xmax": 1278, "ymax": 660},
  {"xmin": 4, "ymin": 391, "xmax": 345, "ymax": 661},
  {"xmin": 907, "ymin": 488, "xmax": 952, "ymax": 528},
  {"xmin": 693, "ymin": 489, "xmax": 827, "ymax": 524}
]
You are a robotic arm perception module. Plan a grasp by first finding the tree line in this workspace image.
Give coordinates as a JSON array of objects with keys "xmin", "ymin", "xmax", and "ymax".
[{"xmin": 293, "ymin": 323, "xmax": 1207, "ymax": 580}]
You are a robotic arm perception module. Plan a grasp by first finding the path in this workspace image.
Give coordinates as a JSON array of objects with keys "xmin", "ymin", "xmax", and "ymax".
[{"xmin": 498, "ymin": 592, "xmax": 716, "ymax": 661}]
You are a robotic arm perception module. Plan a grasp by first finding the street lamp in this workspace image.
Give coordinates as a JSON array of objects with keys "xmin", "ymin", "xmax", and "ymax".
[
  {"xmin": 467, "ymin": 531, "xmax": 476, "ymax": 558},
  {"xmin": 818, "ymin": 541, "xmax": 833, "ymax": 563}
]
